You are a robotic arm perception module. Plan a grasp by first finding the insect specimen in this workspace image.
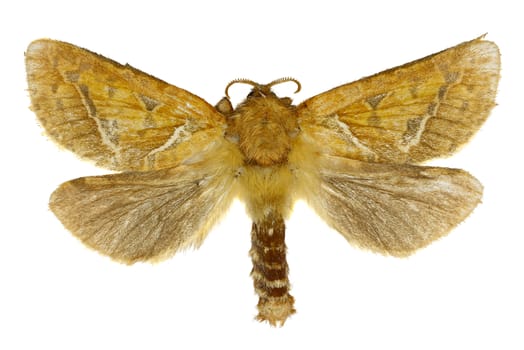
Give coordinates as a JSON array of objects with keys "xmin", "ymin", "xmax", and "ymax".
[{"xmin": 25, "ymin": 36, "xmax": 500, "ymax": 326}]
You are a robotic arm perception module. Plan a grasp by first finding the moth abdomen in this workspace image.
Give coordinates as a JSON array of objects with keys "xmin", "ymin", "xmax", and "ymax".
[{"xmin": 249, "ymin": 211, "xmax": 295, "ymax": 326}]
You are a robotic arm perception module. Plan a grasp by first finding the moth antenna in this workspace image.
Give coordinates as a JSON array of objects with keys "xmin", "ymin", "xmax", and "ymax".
[
  {"xmin": 266, "ymin": 77, "xmax": 301, "ymax": 94},
  {"xmin": 225, "ymin": 79, "xmax": 259, "ymax": 99}
]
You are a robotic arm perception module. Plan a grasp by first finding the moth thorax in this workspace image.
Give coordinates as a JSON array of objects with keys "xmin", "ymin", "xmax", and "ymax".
[{"xmin": 226, "ymin": 97, "xmax": 299, "ymax": 166}]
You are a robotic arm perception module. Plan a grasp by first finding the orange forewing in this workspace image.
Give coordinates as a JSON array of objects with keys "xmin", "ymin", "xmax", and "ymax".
[{"xmin": 26, "ymin": 39, "xmax": 226, "ymax": 171}]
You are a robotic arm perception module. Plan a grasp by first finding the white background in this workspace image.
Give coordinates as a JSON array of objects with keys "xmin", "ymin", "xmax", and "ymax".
[{"xmin": 2, "ymin": 1, "xmax": 522, "ymax": 349}]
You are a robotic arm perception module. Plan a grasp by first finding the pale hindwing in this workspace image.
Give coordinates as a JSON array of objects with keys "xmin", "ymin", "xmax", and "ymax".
[
  {"xmin": 49, "ymin": 153, "xmax": 239, "ymax": 264},
  {"xmin": 25, "ymin": 39, "xmax": 225, "ymax": 171},
  {"xmin": 306, "ymin": 155, "xmax": 482, "ymax": 256},
  {"xmin": 297, "ymin": 37, "xmax": 500, "ymax": 163}
]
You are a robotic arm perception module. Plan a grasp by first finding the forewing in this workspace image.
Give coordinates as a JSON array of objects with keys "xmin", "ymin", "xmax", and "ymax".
[
  {"xmin": 49, "ymin": 146, "xmax": 241, "ymax": 264},
  {"xmin": 26, "ymin": 39, "xmax": 226, "ymax": 171},
  {"xmin": 297, "ymin": 37, "xmax": 500, "ymax": 163},
  {"xmin": 301, "ymin": 155, "xmax": 482, "ymax": 256}
]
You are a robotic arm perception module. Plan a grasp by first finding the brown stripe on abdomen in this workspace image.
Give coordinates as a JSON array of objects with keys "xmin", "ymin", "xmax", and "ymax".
[{"xmin": 249, "ymin": 212, "xmax": 295, "ymax": 326}]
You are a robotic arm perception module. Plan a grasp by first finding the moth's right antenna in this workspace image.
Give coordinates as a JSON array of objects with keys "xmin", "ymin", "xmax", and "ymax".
[{"xmin": 267, "ymin": 77, "xmax": 301, "ymax": 94}]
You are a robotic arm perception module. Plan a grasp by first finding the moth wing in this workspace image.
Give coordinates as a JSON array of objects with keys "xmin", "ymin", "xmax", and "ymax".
[
  {"xmin": 297, "ymin": 37, "xmax": 500, "ymax": 163},
  {"xmin": 297, "ymin": 154, "xmax": 482, "ymax": 256},
  {"xmin": 49, "ymin": 145, "xmax": 241, "ymax": 264},
  {"xmin": 26, "ymin": 39, "xmax": 225, "ymax": 171}
]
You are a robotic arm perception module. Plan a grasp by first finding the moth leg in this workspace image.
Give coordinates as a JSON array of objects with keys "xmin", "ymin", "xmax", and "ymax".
[{"xmin": 215, "ymin": 97, "xmax": 234, "ymax": 116}]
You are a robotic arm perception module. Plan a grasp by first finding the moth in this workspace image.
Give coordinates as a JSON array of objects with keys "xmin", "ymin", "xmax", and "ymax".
[{"xmin": 25, "ymin": 36, "xmax": 500, "ymax": 326}]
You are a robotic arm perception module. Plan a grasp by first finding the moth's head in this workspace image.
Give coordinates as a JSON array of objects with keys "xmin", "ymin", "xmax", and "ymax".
[{"xmin": 225, "ymin": 77, "xmax": 301, "ymax": 105}]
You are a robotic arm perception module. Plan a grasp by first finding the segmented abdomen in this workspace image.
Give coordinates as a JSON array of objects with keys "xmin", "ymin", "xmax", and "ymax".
[{"xmin": 249, "ymin": 212, "xmax": 295, "ymax": 326}]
